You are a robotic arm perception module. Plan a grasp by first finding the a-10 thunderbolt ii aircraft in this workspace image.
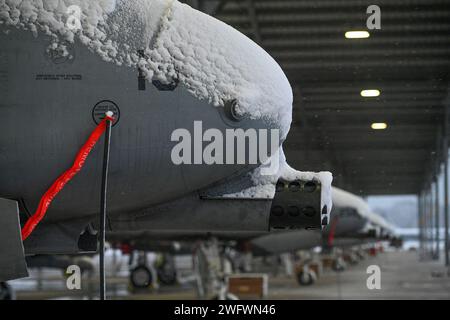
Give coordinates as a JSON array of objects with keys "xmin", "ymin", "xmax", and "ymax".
[{"xmin": 0, "ymin": 0, "xmax": 332, "ymax": 281}]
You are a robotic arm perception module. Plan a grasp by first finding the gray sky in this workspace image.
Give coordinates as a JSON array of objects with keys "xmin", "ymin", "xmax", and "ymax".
[
  {"xmin": 367, "ymin": 195, "xmax": 418, "ymax": 228},
  {"xmin": 367, "ymin": 195, "xmax": 417, "ymax": 211}
]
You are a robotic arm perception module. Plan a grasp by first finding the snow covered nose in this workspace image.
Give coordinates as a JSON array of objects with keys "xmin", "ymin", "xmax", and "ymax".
[
  {"xmin": 0, "ymin": 0, "xmax": 293, "ymax": 139},
  {"xmin": 137, "ymin": 0, "xmax": 294, "ymax": 139}
]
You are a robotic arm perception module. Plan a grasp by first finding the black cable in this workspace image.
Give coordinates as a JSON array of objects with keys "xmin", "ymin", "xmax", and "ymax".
[{"xmin": 99, "ymin": 117, "xmax": 112, "ymax": 300}]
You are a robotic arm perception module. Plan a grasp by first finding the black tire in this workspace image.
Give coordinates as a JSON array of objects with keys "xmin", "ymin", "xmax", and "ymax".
[
  {"xmin": 157, "ymin": 266, "xmax": 177, "ymax": 286},
  {"xmin": 297, "ymin": 271, "xmax": 315, "ymax": 286},
  {"xmin": 332, "ymin": 259, "xmax": 346, "ymax": 272},
  {"xmin": 130, "ymin": 265, "xmax": 152, "ymax": 289},
  {"xmin": 345, "ymin": 254, "xmax": 358, "ymax": 266},
  {"xmin": 356, "ymin": 251, "xmax": 365, "ymax": 261},
  {"xmin": 0, "ymin": 282, "xmax": 14, "ymax": 300}
]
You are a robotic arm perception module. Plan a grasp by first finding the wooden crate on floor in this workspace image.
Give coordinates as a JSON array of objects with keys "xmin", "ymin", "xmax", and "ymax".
[
  {"xmin": 321, "ymin": 256, "xmax": 336, "ymax": 269},
  {"xmin": 226, "ymin": 274, "xmax": 268, "ymax": 299}
]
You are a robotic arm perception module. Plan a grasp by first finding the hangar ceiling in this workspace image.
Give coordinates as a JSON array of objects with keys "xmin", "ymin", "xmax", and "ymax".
[{"xmin": 185, "ymin": 0, "xmax": 450, "ymax": 196}]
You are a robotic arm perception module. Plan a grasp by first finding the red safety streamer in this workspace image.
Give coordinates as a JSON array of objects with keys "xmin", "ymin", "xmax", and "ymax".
[
  {"xmin": 21, "ymin": 115, "xmax": 114, "ymax": 241},
  {"xmin": 327, "ymin": 216, "xmax": 339, "ymax": 247}
]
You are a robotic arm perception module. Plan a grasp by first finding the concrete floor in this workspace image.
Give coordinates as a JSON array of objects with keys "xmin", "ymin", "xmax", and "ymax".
[
  {"xmin": 268, "ymin": 251, "xmax": 450, "ymax": 300},
  {"xmin": 11, "ymin": 251, "xmax": 450, "ymax": 300}
]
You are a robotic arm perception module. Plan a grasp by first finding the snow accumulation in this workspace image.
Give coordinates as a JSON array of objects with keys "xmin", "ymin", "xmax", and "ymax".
[
  {"xmin": 332, "ymin": 187, "xmax": 371, "ymax": 218},
  {"xmin": 0, "ymin": 0, "xmax": 292, "ymax": 137},
  {"xmin": 223, "ymin": 148, "xmax": 333, "ymax": 217},
  {"xmin": 332, "ymin": 187, "xmax": 394, "ymax": 231}
]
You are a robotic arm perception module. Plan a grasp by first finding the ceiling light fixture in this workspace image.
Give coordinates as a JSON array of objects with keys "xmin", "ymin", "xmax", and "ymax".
[
  {"xmin": 361, "ymin": 89, "xmax": 381, "ymax": 97},
  {"xmin": 345, "ymin": 31, "xmax": 370, "ymax": 39},
  {"xmin": 371, "ymin": 123, "xmax": 388, "ymax": 130}
]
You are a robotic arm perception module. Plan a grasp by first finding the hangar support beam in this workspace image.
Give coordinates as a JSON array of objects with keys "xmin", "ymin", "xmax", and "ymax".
[
  {"xmin": 444, "ymin": 99, "xmax": 449, "ymax": 266},
  {"xmin": 434, "ymin": 177, "xmax": 440, "ymax": 260},
  {"xmin": 418, "ymin": 191, "xmax": 424, "ymax": 259},
  {"xmin": 433, "ymin": 130, "xmax": 442, "ymax": 260}
]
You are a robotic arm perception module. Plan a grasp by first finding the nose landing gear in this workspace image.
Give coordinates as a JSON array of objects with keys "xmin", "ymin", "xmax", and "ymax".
[
  {"xmin": 129, "ymin": 252, "xmax": 157, "ymax": 290},
  {"xmin": 156, "ymin": 255, "xmax": 177, "ymax": 286},
  {"xmin": 297, "ymin": 269, "xmax": 317, "ymax": 286},
  {"xmin": 130, "ymin": 265, "xmax": 153, "ymax": 289}
]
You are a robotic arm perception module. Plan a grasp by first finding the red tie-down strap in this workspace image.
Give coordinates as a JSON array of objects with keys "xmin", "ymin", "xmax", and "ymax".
[{"xmin": 21, "ymin": 115, "xmax": 114, "ymax": 241}]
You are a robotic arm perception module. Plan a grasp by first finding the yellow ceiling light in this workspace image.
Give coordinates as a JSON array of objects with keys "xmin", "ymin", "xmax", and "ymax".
[
  {"xmin": 371, "ymin": 123, "xmax": 388, "ymax": 130},
  {"xmin": 345, "ymin": 31, "xmax": 370, "ymax": 39},
  {"xmin": 361, "ymin": 89, "xmax": 381, "ymax": 97}
]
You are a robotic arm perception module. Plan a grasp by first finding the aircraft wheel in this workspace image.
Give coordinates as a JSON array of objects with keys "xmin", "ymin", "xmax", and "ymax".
[
  {"xmin": 297, "ymin": 270, "xmax": 316, "ymax": 286},
  {"xmin": 157, "ymin": 266, "xmax": 177, "ymax": 286},
  {"xmin": 345, "ymin": 254, "xmax": 358, "ymax": 266},
  {"xmin": 332, "ymin": 258, "xmax": 346, "ymax": 272},
  {"xmin": 130, "ymin": 265, "xmax": 153, "ymax": 289},
  {"xmin": 0, "ymin": 282, "xmax": 14, "ymax": 300},
  {"xmin": 356, "ymin": 251, "xmax": 365, "ymax": 261}
]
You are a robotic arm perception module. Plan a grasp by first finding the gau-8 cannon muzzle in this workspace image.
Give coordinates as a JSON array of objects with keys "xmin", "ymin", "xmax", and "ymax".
[{"xmin": 269, "ymin": 179, "xmax": 327, "ymax": 230}]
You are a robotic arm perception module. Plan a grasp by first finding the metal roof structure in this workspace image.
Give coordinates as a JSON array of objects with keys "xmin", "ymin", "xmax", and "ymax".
[{"xmin": 186, "ymin": 0, "xmax": 450, "ymax": 196}]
